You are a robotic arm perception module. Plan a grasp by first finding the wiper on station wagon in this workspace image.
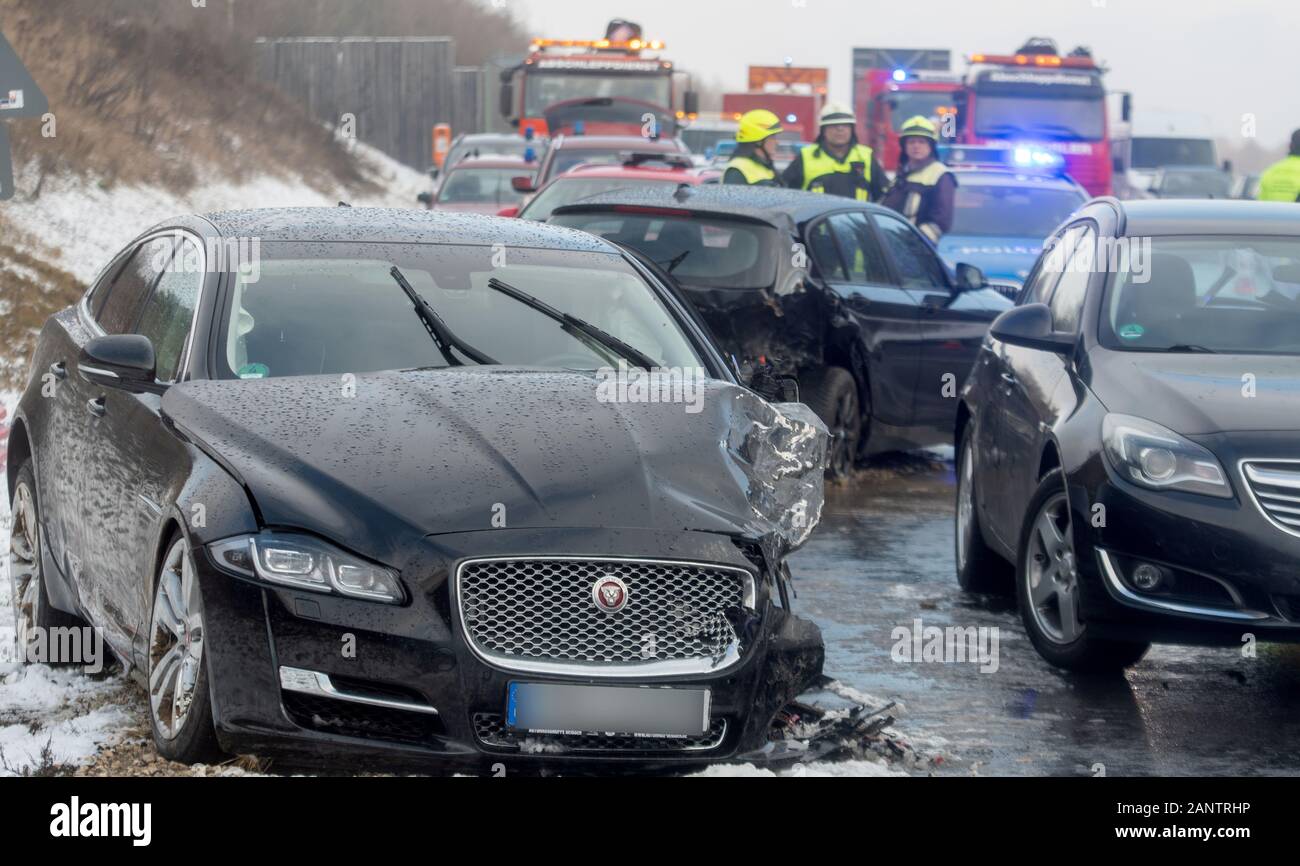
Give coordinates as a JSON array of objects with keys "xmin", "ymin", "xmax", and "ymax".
[
  {"xmin": 485, "ymin": 277, "xmax": 658, "ymax": 370},
  {"xmin": 389, "ymin": 265, "xmax": 498, "ymax": 366}
]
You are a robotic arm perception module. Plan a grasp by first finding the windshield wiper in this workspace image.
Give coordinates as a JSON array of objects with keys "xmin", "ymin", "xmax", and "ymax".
[
  {"xmin": 660, "ymin": 249, "xmax": 691, "ymax": 275},
  {"xmin": 1164, "ymin": 344, "xmax": 1218, "ymax": 353},
  {"xmin": 389, "ymin": 266, "xmax": 497, "ymax": 366},
  {"xmin": 485, "ymin": 277, "xmax": 657, "ymax": 370}
]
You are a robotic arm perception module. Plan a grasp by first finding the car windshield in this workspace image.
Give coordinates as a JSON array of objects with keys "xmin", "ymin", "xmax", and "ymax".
[
  {"xmin": 1157, "ymin": 170, "xmax": 1233, "ymax": 199},
  {"xmin": 437, "ymin": 169, "xmax": 533, "ymax": 206},
  {"xmin": 523, "ymin": 72, "xmax": 671, "ymax": 118},
  {"xmin": 950, "ymin": 183, "xmax": 1085, "ymax": 238},
  {"xmin": 550, "ymin": 211, "xmax": 779, "ymax": 290},
  {"xmin": 219, "ymin": 243, "xmax": 704, "ymax": 379},
  {"xmin": 522, "ymin": 177, "xmax": 685, "ymax": 221},
  {"xmin": 1101, "ymin": 236, "xmax": 1300, "ymax": 355},
  {"xmin": 1130, "ymin": 137, "xmax": 1215, "ymax": 169},
  {"xmin": 887, "ymin": 92, "xmax": 958, "ymax": 130}
]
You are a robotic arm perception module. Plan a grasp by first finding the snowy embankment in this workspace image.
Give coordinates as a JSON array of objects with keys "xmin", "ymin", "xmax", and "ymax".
[{"xmin": 0, "ymin": 144, "xmax": 426, "ymax": 776}]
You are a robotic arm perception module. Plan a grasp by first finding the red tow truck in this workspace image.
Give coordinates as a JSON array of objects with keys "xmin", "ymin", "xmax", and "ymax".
[{"xmin": 498, "ymin": 19, "xmax": 697, "ymax": 140}]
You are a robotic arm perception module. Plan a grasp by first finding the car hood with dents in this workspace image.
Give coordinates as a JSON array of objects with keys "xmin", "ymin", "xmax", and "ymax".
[
  {"xmin": 1088, "ymin": 351, "xmax": 1300, "ymax": 435},
  {"xmin": 161, "ymin": 368, "xmax": 827, "ymax": 559}
]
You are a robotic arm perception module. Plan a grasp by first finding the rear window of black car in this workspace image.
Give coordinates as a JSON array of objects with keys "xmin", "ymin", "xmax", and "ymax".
[{"xmin": 549, "ymin": 211, "xmax": 779, "ymax": 290}]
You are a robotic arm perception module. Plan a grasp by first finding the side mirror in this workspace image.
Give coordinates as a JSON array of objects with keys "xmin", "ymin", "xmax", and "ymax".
[
  {"xmin": 1121, "ymin": 92, "xmax": 1133, "ymax": 123},
  {"xmin": 1222, "ymin": 159, "xmax": 1234, "ymax": 174},
  {"xmin": 954, "ymin": 263, "xmax": 986, "ymax": 292},
  {"xmin": 1112, "ymin": 156, "xmax": 1124, "ymax": 174},
  {"xmin": 79, "ymin": 335, "xmax": 165, "ymax": 394},
  {"xmin": 989, "ymin": 304, "xmax": 1075, "ymax": 355},
  {"xmin": 511, "ymin": 176, "xmax": 536, "ymax": 194},
  {"xmin": 497, "ymin": 206, "xmax": 520, "ymax": 218},
  {"xmin": 428, "ymin": 167, "xmax": 441, "ymax": 181},
  {"xmin": 417, "ymin": 191, "xmax": 434, "ymax": 207},
  {"xmin": 684, "ymin": 91, "xmax": 700, "ymax": 116}
]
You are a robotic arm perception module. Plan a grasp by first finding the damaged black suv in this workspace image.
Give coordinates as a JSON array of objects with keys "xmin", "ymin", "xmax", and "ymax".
[
  {"xmin": 7, "ymin": 207, "xmax": 828, "ymax": 769},
  {"xmin": 551, "ymin": 186, "xmax": 1012, "ymax": 477}
]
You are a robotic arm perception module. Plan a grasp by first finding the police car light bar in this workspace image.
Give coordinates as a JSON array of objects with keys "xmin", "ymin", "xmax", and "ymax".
[{"xmin": 940, "ymin": 144, "xmax": 1065, "ymax": 173}]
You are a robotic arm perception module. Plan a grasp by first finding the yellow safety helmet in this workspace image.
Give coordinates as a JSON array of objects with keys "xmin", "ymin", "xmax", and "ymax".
[
  {"xmin": 819, "ymin": 102, "xmax": 857, "ymax": 128},
  {"xmin": 736, "ymin": 109, "xmax": 784, "ymax": 144},
  {"xmin": 898, "ymin": 115, "xmax": 940, "ymax": 143}
]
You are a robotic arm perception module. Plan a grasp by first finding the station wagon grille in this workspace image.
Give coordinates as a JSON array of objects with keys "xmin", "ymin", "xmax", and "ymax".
[
  {"xmin": 1243, "ymin": 461, "xmax": 1300, "ymax": 536},
  {"xmin": 455, "ymin": 557, "xmax": 755, "ymax": 675}
]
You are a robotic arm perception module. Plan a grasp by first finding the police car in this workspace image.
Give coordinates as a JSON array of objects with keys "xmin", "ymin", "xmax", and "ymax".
[{"xmin": 937, "ymin": 145, "xmax": 1090, "ymax": 298}]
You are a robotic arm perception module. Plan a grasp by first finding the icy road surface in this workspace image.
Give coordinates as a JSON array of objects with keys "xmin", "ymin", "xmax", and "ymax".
[{"xmin": 791, "ymin": 453, "xmax": 1300, "ymax": 776}]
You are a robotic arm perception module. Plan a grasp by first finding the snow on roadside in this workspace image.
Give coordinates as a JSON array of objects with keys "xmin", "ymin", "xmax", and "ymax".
[{"xmin": 2, "ymin": 140, "xmax": 429, "ymax": 285}]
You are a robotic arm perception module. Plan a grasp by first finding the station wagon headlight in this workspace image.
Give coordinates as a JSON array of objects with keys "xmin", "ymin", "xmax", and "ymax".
[
  {"xmin": 208, "ymin": 532, "xmax": 405, "ymax": 603},
  {"xmin": 1101, "ymin": 414, "xmax": 1232, "ymax": 499}
]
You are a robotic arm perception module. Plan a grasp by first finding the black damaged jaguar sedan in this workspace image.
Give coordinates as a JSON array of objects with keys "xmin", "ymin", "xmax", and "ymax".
[{"xmin": 7, "ymin": 208, "xmax": 828, "ymax": 768}]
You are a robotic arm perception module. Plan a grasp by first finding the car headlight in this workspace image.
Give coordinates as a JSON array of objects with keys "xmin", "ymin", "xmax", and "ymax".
[
  {"xmin": 208, "ymin": 532, "xmax": 405, "ymax": 604},
  {"xmin": 1101, "ymin": 414, "xmax": 1232, "ymax": 499}
]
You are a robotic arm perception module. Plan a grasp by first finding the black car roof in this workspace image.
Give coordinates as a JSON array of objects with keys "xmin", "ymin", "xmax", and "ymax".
[
  {"xmin": 196, "ymin": 207, "xmax": 614, "ymax": 251},
  {"xmin": 549, "ymin": 184, "xmax": 880, "ymax": 229},
  {"xmin": 1102, "ymin": 199, "xmax": 1300, "ymax": 237}
]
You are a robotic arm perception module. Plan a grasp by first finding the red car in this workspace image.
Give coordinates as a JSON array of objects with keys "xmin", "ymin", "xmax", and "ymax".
[
  {"xmin": 509, "ymin": 154, "xmax": 717, "ymax": 220},
  {"xmin": 417, "ymin": 156, "xmax": 538, "ymax": 215},
  {"xmin": 518, "ymin": 134, "xmax": 692, "ymax": 192}
]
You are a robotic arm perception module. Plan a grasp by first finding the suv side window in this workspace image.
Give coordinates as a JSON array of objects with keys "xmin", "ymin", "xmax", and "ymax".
[
  {"xmin": 827, "ymin": 213, "xmax": 892, "ymax": 284},
  {"xmin": 873, "ymin": 214, "xmax": 949, "ymax": 290},
  {"xmin": 1047, "ymin": 225, "xmax": 1096, "ymax": 333},
  {"xmin": 135, "ymin": 236, "xmax": 203, "ymax": 382},
  {"xmin": 97, "ymin": 236, "xmax": 176, "ymax": 335}
]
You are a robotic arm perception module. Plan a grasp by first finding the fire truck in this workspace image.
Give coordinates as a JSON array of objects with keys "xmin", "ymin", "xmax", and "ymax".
[
  {"xmin": 853, "ymin": 48, "xmax": 961, "ymax": 172},
  {"xmin": 958, "ymin": 39, "xmax": 1113, "ymax": 196},
  {"xmin": 498, "ymin": 19, "xmax": 697, "ymax": 140},
  {"xmin": 853, "ymin": 40, "xmax": 1114, "ymax": 196},
  {"xmin": 721, "ymin": 65, "xmax": 828, "ymax": 143}
]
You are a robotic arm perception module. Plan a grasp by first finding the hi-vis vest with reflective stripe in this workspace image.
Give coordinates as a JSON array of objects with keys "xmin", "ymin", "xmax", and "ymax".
[
  {"xmin": 800, "ymin": 144, "xmax": 875, "ymax": 201},
  {"xmin": 725, "ymin": 156, "xmax": 777, "ymax": 184},
  {"xmin": 1258, "ymin": 155, "xmax": 1300, "ymax": 203},
  {"xmin": 896, "ymin": 161, "xmax": 952, "ymax": 242}
]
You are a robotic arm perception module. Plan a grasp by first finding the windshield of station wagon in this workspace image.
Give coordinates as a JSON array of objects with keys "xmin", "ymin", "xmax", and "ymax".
[
  {"xmin": 219, "ymin": 242, "xmax": 705, "ymax": 379},
  {"xmin": 1101, "ymin": 236, "xmax": 1300, "ymax": 355}
]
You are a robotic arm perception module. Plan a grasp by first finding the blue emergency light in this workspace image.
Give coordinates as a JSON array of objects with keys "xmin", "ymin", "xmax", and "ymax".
[{"xmin": 892, "ymin": 69, "xmax": 908, "ymax": 82}]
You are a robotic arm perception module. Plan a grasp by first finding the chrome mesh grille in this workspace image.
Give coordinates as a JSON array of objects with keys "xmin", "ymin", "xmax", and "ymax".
[
  {"xmin": 1243, "ymin": 462, "xmax": 1300, "ymax": 535},
  {"xmin": 456, "ymin": 558, "xmax": 752, "ymax": 669}
]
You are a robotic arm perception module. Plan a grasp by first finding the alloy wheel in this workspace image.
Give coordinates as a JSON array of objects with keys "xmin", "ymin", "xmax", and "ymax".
[
  {"xmin": 149, "ymin": 539, "xmax": 206, "ymax": 740},
  {"xmin": 9, "ymin": 482, "xmax": 40, "ymax": 659},
  {"xmin": 828, "ymin": 389, "xmax": 860, "ymax": 478},
  {"xmin": 1024, "ymin": 491, "xmax": 1084, "ymax": 644}
]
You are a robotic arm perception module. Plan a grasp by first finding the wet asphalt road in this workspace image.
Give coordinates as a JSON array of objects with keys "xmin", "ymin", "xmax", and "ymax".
[{"xmin": 791, "ymin": 453, "xmax": 1300, "ymax": 777}]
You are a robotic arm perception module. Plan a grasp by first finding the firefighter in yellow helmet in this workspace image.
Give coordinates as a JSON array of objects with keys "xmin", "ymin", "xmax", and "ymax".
[
  {"xmin": 782, "ymin": 102, "xmax": 886, "ymax": 201},
  {"xmin": 723, "ymin": 109, "xmax": 784, "ymax": 186},
  {"xmin": 881, "ymin": 115, "xmax": 957, "ymax": 243},
  {"xmin": 1256, "ymin": 129, "xmax": 1300, "ymax": 203}
]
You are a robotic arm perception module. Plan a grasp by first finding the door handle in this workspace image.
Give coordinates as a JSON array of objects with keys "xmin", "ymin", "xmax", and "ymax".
[
  {"xmin": 1000, "ymin": 371, "xmax": 1018, "ymax": 386},
  {"xmin": 86, "ymin": 396, "xmax": 106, "ymax": 418},
  {"xmin": 49, "ymin": 361, "xmax": 67, "ymax": 380}
]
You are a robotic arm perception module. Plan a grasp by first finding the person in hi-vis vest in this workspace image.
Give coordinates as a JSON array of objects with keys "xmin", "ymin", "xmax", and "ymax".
[
  {"xmin": 1257, "ymin": 129, "xmax": 1300, "ymax": 203},
  {"xmin": 723, "ymin": 110, "xmax": 784, "ymax": 186},
  {"xmin": 782, "ymin": 102, "xmax": 886, "ymax": 202},
  {"xmin": 881, "ymin": 115, "xmax": 956, "ymax": 243}
]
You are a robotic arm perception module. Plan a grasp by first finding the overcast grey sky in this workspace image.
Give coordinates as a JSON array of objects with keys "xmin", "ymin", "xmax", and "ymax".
[{"xmin": 507, "ymin": 0, "xmax": 1300, "ymax": 149}]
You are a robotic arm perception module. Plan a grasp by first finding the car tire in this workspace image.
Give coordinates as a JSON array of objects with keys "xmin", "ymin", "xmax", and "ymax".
[
  {"xmin": 954, "ymin": 426, "xmax": 1013, "ymax": 594},
  {"xmin": 802, "ymin": 367, "xmax": 862, "ymax": 481},
  {"xmin": 1016, "ymin": 468, "xmax": 1149, "ymax": 673},
  {"xmin": 9, "ymin": 459, "xmax": 82, "ymax": 666},
  {"xmin": 147, "ymin": 534, "xmax": 223, "ymax": 765}
]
